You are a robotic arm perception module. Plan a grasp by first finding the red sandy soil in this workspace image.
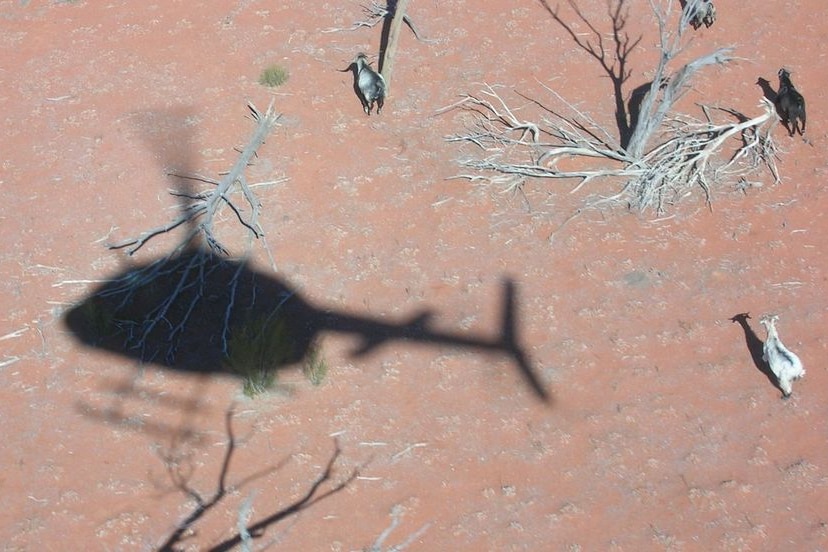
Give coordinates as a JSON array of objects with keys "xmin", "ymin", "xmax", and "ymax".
[{"xmin": 2, "ymin": 1, "xmax": 827, "ymax": 550}]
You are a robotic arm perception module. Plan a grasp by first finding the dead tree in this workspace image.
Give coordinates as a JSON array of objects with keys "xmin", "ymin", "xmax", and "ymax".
[
  {"xmin": 379, "ymin": 0, "xmax": 412, "ymax": 92},
  {"xmin": 109, "ymin": 102, "xmax": 280, "ymax": 257},
  {"xmin": 443, "ymin": 0, "xmax": 779, "ymax": 232},
  {"xmin": 323, "ymin": 1, "xmax": 432, "ymax": 43}
]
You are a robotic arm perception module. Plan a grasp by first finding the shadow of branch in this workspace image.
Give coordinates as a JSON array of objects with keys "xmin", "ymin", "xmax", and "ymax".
[
  {"xmin": 156, "ymin": 405, "xmax": 354, "ymax": 551},
  {"xmin": 537, "ymin": 0, "xmax": 642, "ymax": 148},
  {"xmin": 156, "ymin": 405, "xmax": 289, "ymax": 551},
  {"xmin": 206, "ymin": 440, "xmax": 358, "ymax": 552}
]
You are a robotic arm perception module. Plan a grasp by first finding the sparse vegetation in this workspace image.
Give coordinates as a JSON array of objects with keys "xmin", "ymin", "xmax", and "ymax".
[
  {"xmin": 226, "ymin": 313, "xmax": 294, "ymax": 397},
  {"xmin": 303, "ymin": 340, "xmax": 328, "ymax": 386},
  {"xmin": 259, "ymin": 65, "xmax": 289, "ymax": 87}
]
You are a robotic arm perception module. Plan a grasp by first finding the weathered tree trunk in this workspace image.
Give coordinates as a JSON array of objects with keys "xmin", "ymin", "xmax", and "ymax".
[{"xmin": 379, "ymin": 0, "xmax": 411, "ymax": 93}]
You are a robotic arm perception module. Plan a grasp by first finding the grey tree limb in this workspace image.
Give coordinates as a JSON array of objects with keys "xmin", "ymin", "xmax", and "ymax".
[
  {"xmin": 378, "ymin": 0, "xmax": 412, "ymax": 92},
  {"xmin": 365, "ymin": 504, "xmax": 432, "ymax": 552}
]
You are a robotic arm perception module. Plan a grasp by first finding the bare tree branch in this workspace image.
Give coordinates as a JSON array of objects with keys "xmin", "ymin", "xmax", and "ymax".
[
  {"xmin": 379, "ymin": 0, "xmax": 412, "ymax": 91},
  {"xmin": 626, "ymin": 0, "xmax": 735, "ymax": 158},
  {"xmin": 322, "ymin": 1, "xmax": 435, "ymax": 43},
  {"xmin": 626, "ymin": 98, "xmax": 779, "ymax": 211}
]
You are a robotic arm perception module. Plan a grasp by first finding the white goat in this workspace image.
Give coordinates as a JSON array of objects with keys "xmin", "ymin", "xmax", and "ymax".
[{"xmin": 759, "ymin": 314, "xmax": 805, "ymax": 398}]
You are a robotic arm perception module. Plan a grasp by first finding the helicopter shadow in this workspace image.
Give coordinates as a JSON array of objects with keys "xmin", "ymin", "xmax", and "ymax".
[
  {"xmin": 63, "ymin": 251, "xmax": 550, "ymax": 403},
  {"xmin": 63, "ymin": 104, "xmax": 549, "ymax": 405}
]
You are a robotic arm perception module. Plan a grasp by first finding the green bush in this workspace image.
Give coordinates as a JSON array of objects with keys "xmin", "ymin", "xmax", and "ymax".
[
  {"xmin": 226, "ymin": 314, "xmax": 293, "ymax": 397},
  {"xmin": 303, "ymin": 341, "xmax": 328, "ymax": 386},
  {"xmin": 259, "ymin": 65, "xmax": 289, "ymax": 88}
]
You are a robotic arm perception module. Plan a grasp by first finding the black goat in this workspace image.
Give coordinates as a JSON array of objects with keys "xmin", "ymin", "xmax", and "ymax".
[
  {"xmin": 682, "ymin": 0, "xmax": 716, "ymax": 30},
  {"xmin": 776, "ymin": 68, "xmax": 806, "ymax": 136},
  {"xmin": 353, "ymin": 53, "xmax": 386, "ymax": 116}
]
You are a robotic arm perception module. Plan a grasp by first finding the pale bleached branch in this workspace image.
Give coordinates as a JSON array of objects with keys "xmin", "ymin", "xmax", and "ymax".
[
  {"xmin": 109, "ymin": 102, "xmax": 280, "ymax": 256},
  {"xmin": 365, "ymin": 505, "xmax": 432, "ymax": 552},
  {"xmin": 627, "ymin": 98, "xmax": 779, "ymax": 211}
]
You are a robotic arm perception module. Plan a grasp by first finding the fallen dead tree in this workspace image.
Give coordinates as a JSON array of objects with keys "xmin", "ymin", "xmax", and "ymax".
[
  {"xmin": 442, "ymin": 0, "xmax": 780, "ymax": 238},
  {"xmin": 88, "ymin": 102, "xmax": 284, "ymax": 362}
]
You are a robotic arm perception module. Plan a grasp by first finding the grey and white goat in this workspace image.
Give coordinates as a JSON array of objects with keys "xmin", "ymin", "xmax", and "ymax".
[
  {"xmin": 682, "ymin": 0, "xmax": 716, "ymax": 30},
  {"xmin": 776, "ymin": 68, "xmax": 806, "ymax": 136},
  {"xmin": 353, "ymin": 53, "xmax": 386, "ymax": 116},
  {"xmin": 759, "ymin": 314, "xmax": 805, "ymax": 399}
]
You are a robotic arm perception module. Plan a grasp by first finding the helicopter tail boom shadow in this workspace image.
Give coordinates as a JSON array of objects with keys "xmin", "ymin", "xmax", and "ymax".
[{"xmin": 327, "ymin": 278, "xmax": 549, "ymax": 401}]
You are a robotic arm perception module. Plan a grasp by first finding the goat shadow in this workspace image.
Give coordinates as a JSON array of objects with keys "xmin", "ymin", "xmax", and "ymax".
[
  {"xmin": 730, "ymin": 312, "xmax": 782, "ymax": 394},
  {"xmin": 63, "ymin": 251, "xmax": 550, "ymax": 402},
  {"xmin": 340, "ymin": 59, "xmax": 368, "ymax": 114},
  {"xmin": 755, "ymin": 77, "xmax": 778, "ymax": 104}
]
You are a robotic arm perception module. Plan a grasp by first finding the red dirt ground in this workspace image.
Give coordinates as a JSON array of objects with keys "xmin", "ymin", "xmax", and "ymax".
[{"xmin": 2, "ymin": 1, "xmax": 827, "ymax": 550}]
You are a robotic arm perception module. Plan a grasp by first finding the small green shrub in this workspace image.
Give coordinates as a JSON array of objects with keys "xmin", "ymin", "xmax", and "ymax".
[
  {"xmin": 259, "ymin": 65, "xmax": 289, "ymax": 88},
  {"xmin": 226, "ymin": 313, "xmax": 293, "ymax": 397},
  {"xmin": 303, "ymin": 341, "xmax": 328, "ymax": 386}
]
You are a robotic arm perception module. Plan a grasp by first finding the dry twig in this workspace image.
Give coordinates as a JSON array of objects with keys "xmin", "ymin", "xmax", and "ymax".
[
  {"xmin": 365, "ymin": 505, "xmax": 431, "ymax": 552},
  {"xmin": 626, "ymin": 98, "xmax": 779, "ymax": 210}
]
